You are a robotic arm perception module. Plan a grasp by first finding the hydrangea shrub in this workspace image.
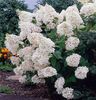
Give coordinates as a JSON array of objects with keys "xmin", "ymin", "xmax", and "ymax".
[{"xmin": 5, "ymin": 1, "xmax": 96, "ymax": 99}]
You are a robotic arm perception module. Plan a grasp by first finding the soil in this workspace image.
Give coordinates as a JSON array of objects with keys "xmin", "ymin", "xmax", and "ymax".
[{"xmin": 0, "ymin": 71, "xmax": 50, "ymax": 100}]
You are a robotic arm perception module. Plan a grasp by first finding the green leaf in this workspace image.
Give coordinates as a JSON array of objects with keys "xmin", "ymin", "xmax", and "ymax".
[
  {"xmin": 47, "ymin": 29, "xmax": 57, "ymax": 42},
  {"xmin": 50, "ymin": 56, "xmax": 57, "ymax": 67},
  {"xmin": 53, "ymin": 51, "xmax": 62, "ymax": 59},
  {"xmin": 32, "ymin": 17, "xmax": 37, "ymax": 24},
  {"xmin": 66, "ymin": 75, "xmax": 76, "ymax": 84},
  {"xmin": 80, "ymin": 57, "xmax": 89, "ymax": 66},
  {"xmin": 56, "ymin": 36, "xmax": 65, "ymax": 49},
  {"xmin": 50, "ymin": 55, "xmax": 62, "ymax": 72}
]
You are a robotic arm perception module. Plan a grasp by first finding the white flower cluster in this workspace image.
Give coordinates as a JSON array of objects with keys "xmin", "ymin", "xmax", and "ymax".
[
  {"xmin": 62, "ymin": 87, "xmax": 74, "ymax": 99},
  {"xmin": 5, "ymin": 34, "xmax": 21, "ymax": 54},
  {"xmin": 30, "ymin": 33, "xmax": 55, "ymax": 70},
  {"xmin": 66, "ymin": 54, "xmax": 81, "ymax": 67},
  {"xmin": 17, "ymin": 10, "xmax": 34, "ymax": 22},
  {"xmin": 57, "ymin": 21, "xmax": 74, "ymax": 37},
  {"xmin": 19, "ymin": 22, "xmax": 42, "ymax": 40},
  {"xmin": 75, "ymin": 66, "xmax": 89, "ymax": 79},
  {"xmin": 55, "ymin": 77, "xmax": 65, "ymax": 94},
  {"xmin": 31, "ymin": 75, "xmax": 45, "ymax": 84},
  {"xmin": 67, "ymin": 5, "xmax": 83, "ymax": 28},
  {"xmin": 58, "ymin": 10, "xmax": 66, "ymax": 23},
  {"xmin": 19, "ymin": 75, "xmax": 27, "ymax": 84},
  {"xmin": 77, "ymin": 0, "xmax": 91, "ymax": 4},
  {"xmin": 17, "ymin": 10, "xmax": 42, "ymax": 40},
  {"xmin": 10, "ymin": 56, "xmax": 21, "ymax": 66},
  {"xmin": 80, "ymin": 3, "xmax": 96, "ymax": 16},
  {"xmin": 65, "ymin": 37, "xmax": 80, "ymax": 50},
  {"xmin": 33, "ymin": 4, "xmax": 59, "ymax": 29},
  {"xmin": 54, "ymin": 77, "xmax": 74, "ymax": 99},
  {"xmin": 57, "ymin": 5, "xmax": 84, "ymax": 37},
  {"xmin": 38, "ymin": 67, "xmax": 57, "ymax": 78}
]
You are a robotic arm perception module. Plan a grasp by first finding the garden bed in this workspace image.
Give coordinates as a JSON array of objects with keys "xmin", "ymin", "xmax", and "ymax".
[{"xmin": 0, "ymin": 71, "xmax": 50, "ymax": 100}]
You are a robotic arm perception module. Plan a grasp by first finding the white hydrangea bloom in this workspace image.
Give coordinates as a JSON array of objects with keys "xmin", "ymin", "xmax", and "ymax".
[
  {"xmin": 38, "ymin": 67, "xmax": 57, "ymax": 78},
  {"xmin": 62, "ymin": 87, "xmax": 74, "ymax": 99},
  {"xmin": 17, "ymin": 46, "xmax": 34, "ymax": 60},
  {"xmin": 10, "ymin": 56, "xmax": 21, "ymax": 66},
  {"xmin": 34, "ymin": 4, "xmax": 59, "ymax": 29},
  {"xmin": 32, "ymin": 49, "xmax": 50, "ymax": 70},
  {"xmin": 65, "ymin": 5, "xmax": 84, "ymax": 29},
  {"xmin": 66, "ymin": 54, "xmax": 81, "ymax": 67},
  {"xmin": 19, "ymin": 22, "xmax": 42, "ymax": 40},
  {"xmin": 80, "ymin": 3, "xmax": 96, "ymax": 16},
  {"xmin": 19, "ymin": 75, "xmax": 27, "ymax": 84},
  {"xmin": 5, "ymin": 34, "xmax": 21, "ymax": 54},
  {"xmin": 55, "ymin": 77, "xmax": 65, "ymax": 94},
  {"xmin": 65, "ymin": 37, "xmax": 80, "ymax": 50},
  {"xmin": 17, "ymin": 10, "xmax": 34, "ymax": 22},
  {"xmin": 66, "ymin": 11, "xmax": 84, "ymax": 29},
  {"xmin": 58, "ymin": 10, "xmax": 66, "ymax": 23},
  {"xmin": 31, "ymin": 75, "xmax": 45, "ymax": 84},
  {"xmin": 14, "ymin": 67, "xmax": 24, "ymax": 76},
  {"xmin": 27, "ymin": 33, "xmax": 43, "ymax": 47},
  {"xmin": 78, "ymin": 0, "xmax": 91, "ymax": 4},
  {"xmin": 30, "ymin": 33, "xmax": 55, "ymax": 70},
  {"xmin": 32, "ymin": 51, "xmax": 54, "ymax": 70},
  {"xmin": 57, "ymin": 21, "xmax": 74, "ymax": 37},
  {"xmin": 14, "ymin": 60, "xmax": 34, "ymax": 76},
  {"xmin": 55, "ymin": 77, "xmax": 65, "ymax": 89},
  {"xmin": 66, "ymin": 5, "xmax": 79, "ymax": 14},
  {"xmin": 75, "ymin": 66, "xmax": 89, "ymax": 79},
  {"xmin": 19, "ymin": 60, "xmax": 34, "ymax": 72}
]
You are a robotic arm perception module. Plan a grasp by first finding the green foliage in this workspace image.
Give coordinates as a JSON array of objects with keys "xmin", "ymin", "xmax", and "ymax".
[
  {"xmin": 41, "ymin": 0, "xmax": 82, "ymax": 12},
  {"xmin": 66, "ymin": 75, "xmax": 77, "ymax": 84},
  {"xmin": 0, "ymin": 34, "xmax": 5, "ymax": 47},
  {"xmin": 89, "ymin": 65, "xmax": 96, "ymax": 75},
  {"xmin": 83, "ymin": 13, "xmax": 96, "ymax": 31},
  {"xmin": 77, "ymin": 31, "xmax": 96, "ymax": 64},
  {"xmin": 0, "ymin": 85, "xmax": 12, "ymax": 94},
  {"xmin": 73, "ymin": 14, "xmax": 96, "ymax": 65},
  {"xmin": 0, "ymin": 0, "xmax": 27, "ymax": 47},
  {"xmin": 73, "ymin": 90, "xmax": 96, "ymax": 100},
  {"xmin": 53, "ymin": 51, "xmax": 62, "ymax": 60},
  {"xmin": 0, "ymin": 63, "xmax": 14, "ymax": 72},
  {"xmin": 73, "ymin": 91, "xmax": 84, "ymax": 99},
  {"xmin": 49, "ymin": 32, "xmax": 77, "ymax": 85}
]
